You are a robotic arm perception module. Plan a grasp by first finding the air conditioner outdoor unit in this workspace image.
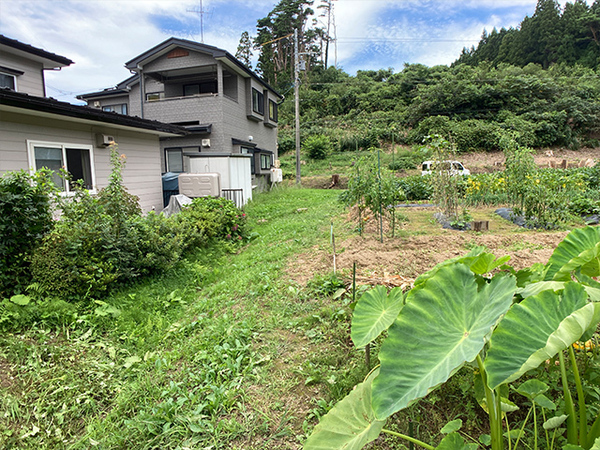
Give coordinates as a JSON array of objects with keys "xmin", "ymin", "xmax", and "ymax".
[
  {"xmin": 96, "ymin": 134, "xmax": 115, "ymax": 147},
  {"xmin": 201, "ymin": 139, "xmax": 211, "ymax": 147}
]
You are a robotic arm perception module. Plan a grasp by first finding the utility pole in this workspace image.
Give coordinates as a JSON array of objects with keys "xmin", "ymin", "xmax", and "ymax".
[{"xmin": 294, "ymin": 28, "xmax": 301, "ymax": 185}]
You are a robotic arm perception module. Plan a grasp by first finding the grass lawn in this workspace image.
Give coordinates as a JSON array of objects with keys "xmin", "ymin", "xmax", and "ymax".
[
  {"xmin": 0, "ymin": 188, "xmax": 367, "ymax": 449},
  {"xmin": 0, "ymin": 186, "xmax": 586, "ymax": 450}
]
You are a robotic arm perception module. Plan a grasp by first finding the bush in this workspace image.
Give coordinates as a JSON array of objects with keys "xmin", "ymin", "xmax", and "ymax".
[
  {"xmin": 30, "ymin": 145, "xmax": 197, "ymax": 301},
  {"xmin": 0, "ymin": 170, "xmax": 55, "ymax": 298},
  {"xmin": 409, "ymin": 116, "xmax": 452, "ymax": 144},
  {"xmin": 177, "ymin": 196, "xmax": 248, "ymax": 243},
  {"xmin": 396, "ymin": 175, "xmax": 433, "ymax": 201},
  {"xmin": 451, "ymin": 120, "xmax": 501, "ymax": 152},
  {"xmin": 303, "ymin": 134, "xmax": 333, "ymax": 160},
  {"xmin": 337, "ymin": 132, "xmax": 379, "ymax": 152},
  {"xmin": 278, "ymin": 133, "xmax": 295, "ymax": 155},
  {"xmin": 388, "ymin": 147, "xmax": 431, "ymax": 171}
]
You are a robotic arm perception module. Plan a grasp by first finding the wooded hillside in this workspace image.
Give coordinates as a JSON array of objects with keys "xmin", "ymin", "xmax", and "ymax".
[{"xmin": 243, "ymin": 0, "xmax": 600, "ymax": 153}]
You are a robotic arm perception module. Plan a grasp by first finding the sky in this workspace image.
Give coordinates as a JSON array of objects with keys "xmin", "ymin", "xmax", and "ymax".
[{"xmin": 0, "ymin": 0, "xmax": 591, "ymax": 104}]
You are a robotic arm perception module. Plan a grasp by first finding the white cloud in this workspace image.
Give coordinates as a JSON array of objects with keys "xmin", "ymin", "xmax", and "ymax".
[{"xmin": 1, "ymin": 0, "xmax": 592, "ymax": 103}]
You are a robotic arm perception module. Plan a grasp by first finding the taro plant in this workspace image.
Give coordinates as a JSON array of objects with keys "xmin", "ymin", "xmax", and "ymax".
[{"xmin": 304, "ymin": 226, "xmax": 600, "ymax": 450}]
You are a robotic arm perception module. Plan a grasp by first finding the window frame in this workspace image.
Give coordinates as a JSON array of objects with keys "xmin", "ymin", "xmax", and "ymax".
[
  {"xmin": 27, "ymin": 140, "xmax": 96, "ymax": 195},
  {"xmin": 252, "ymin": 88, "xmax": 264, "ymax": 115},
  {"xmin": 260, "ymin": 153, "xmax": 272, "ymax": 171},
  {"xmin": 165, "ymin": 147, "xmax": 184, "ymax": 173},
  {"xmin": 146, "ymin": 92, "xmax": 163, "ymax": 102},
  {"xmin": 241, "ymin": 147, "xmax": 255, "ymax": 174},
  {"xmin": 102, "ymin": 104, "xmax": 127, "ymax": 114},
  {"xmin": 268, "ymin": 99, "xmax": 278, "ymax": 122},
  {"xmin": 0, "ymin": 71, "xmax": 17, "ymax": 91}
]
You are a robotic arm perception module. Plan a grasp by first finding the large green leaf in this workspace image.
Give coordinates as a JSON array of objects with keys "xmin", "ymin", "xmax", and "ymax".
[
  {"xmin": 436, "ymin": 432, "xmax": 478, "ymax": 449},
  {"xmin": 413, "ymin": 247, "xmax": 510, "ymax": 288},
  {"xmin": 413, "ymin": 247, "xmax": 484, "ymax": 287},
  {"xmin": 303, "ymin": 369, "xmax": 385, "ymax": 450},
  {"xmin": 351, "ymin": 286, "xmax": 404, "ymax": 348},
  {"xmin": 372, "ymin": 264, "xmax": 516, "ymax": 419},
  {"xmin": 485, "ymin": 282, "xmax": 600, "ymax": 389},
  {"xmin": 554, "ymin": 243, "xmax": 600, "ymax": 281},
  {"xmin": 545, "ymin": 227, "xmax": 600, "ymax": 281},
  {"xmin": 518, "ymin": 281, "xmax": 600, "ymax": 302}
]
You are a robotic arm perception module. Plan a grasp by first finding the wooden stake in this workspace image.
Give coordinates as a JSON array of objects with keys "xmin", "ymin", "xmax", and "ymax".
[{"xmin": 331, "ymin": 221, "xmax": 336, "ymax": 273}]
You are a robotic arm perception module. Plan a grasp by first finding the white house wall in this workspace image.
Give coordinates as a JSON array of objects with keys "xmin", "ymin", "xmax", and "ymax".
[{"xmin": 0, "ymin": 110, "xmax": 164, "ymax": 213}]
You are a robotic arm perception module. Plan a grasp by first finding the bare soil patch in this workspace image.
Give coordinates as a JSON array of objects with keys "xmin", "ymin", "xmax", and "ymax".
[
  {"xmin": 0, "ymin": 355, "xmax": 17, "ymax": 391},
  {"xmin": 458, "ymin": 147, "xmax": 599, "ymax": 174},
  {"xmin": 287, "ymin": 206, "xmax": 570, "ymax": 286}
]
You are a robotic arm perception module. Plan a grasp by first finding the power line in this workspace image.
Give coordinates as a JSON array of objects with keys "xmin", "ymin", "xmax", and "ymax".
[{"xmin": 336, "ymin": 37, "xmax": 482, "ymax": 43}]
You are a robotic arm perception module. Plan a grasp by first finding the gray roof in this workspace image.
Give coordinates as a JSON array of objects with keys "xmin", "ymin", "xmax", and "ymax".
[
  {"xmin": 125, "ymin": 37, "xmax": 282, "ymax": 99},
  {"xmin": 1, "ymin": 88, "xmax": 186, "ymax": 136},
  {"xmin": 0, "ymin": 35, "xmax": 73, "ymax": 68}
]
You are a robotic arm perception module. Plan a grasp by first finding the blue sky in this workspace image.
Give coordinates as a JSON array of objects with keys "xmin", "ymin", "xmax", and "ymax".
[{"xmin": 0, "ymin": 0, "xmax": 590, "ymax": 104}]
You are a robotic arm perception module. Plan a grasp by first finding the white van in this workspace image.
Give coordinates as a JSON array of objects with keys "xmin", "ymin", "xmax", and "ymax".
[{"xmin": 421, "ymin": 160, "xmax": 470, "ymax": 176}]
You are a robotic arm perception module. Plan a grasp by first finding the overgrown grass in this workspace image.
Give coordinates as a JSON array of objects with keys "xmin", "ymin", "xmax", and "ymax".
[{"xmin": 1, "ymin": 187, "xmax": 366, "ymax": 449}]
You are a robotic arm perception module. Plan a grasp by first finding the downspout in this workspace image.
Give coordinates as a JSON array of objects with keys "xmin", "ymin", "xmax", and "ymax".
[
  {"xmin": 138, "ymin": 65, "xmax": 144, "ymax": 119},
  {"xmin": 216, "ymin": 61, "xmax": 223, "ymax": 97},
  {"xmin": 41, "ymin": 67, "xmax": 63, "ymax": 98}
]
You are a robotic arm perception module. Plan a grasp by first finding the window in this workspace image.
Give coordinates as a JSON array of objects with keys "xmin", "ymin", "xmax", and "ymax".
[
  {"xmin": 183, "ymin": 84, "xmax": 200, "ymax": 96},
  {"xmin": 28, "ymin": 141, "xmax": 95, "ymax": 193},
  {"xmin": 260, "ymin": 153, "xmax": 272, "ymax": 171},
  {"xmin": 268, "ymin": 99, "xmax": 278, "ymax": 122},
  {"xmin": 252, "ymin": 88, "xmax": 264, "ymax": 115},
  {"xmin": 183, "ymin": 81, "xmax": 217, "ymax": 96},
  {"xmin": 165, "ymin": 148, "xmax": 183, "ymax": 173},
  {"xmin": 102, "ymin": 104, "xmax": 127, "ymax": 114},
  {"xmin": 0, "ymin": 72, "xmax": 16, "ymax": 90},
  {"xmin": 241, "ymin": 147, "xmax": 255, "ymax": 174},
  {"xmin": 146, "ymin": 92, "xmax": 162, "ymax": 101}
]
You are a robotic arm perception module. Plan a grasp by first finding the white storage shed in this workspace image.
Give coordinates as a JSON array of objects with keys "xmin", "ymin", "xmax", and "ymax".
[{"xmin": 187, "ymin": 153, "xmax": 253, "ymax": 206}]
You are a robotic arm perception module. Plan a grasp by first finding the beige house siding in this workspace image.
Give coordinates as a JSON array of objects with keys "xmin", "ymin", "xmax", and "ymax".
[
  {"xmin": 0, "ymin": 51, "xmax": 46, "ymax": 96},
  {"xmin": 0, "ymin": 110, "xmax": 164, "ymax": 212},
  {"xmin": 144, "ymin": 49, "xmax": 215, "ymax": 73}
]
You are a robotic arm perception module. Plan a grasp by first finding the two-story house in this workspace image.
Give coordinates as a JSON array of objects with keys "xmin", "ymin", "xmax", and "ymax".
[
  {"xmin": 0, "ymin": 35, "xmax": 186, "ymax": 212},
  {"xmin": 78, "ymin": 38, "xmax": 283, "ymax": 196}
]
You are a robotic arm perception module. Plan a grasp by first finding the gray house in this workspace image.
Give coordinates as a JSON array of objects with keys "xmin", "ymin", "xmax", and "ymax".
[
  {"xmin": 78, "ymin": 38, "xmax": 282, "ymax": 194},
  {"xmin": 0, "ymin": 35, "xmax": 185, "ymax": 213}
]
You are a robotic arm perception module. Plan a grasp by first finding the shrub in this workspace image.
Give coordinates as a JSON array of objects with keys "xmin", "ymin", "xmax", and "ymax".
[
  {"xmin": 409, "ymin": 115, "xmax": 452, "ymax": 144},
  {"xmin": 0, "ymin": 170, "xmax": 56, "ymax": 298},
  {"xmin": 30, "ymin": 145, "xmax": 194, "ymax": 300},
  {"xmin": 388, "ymin": 147, "xmax": 431, "ymax": 171},
  {"xmin": 31, "ymin": 219, "xmax": 120, "ymax": 300},
  {"xmin": 177, "ymin": 196, "xmax": 248, "ymax": 243},
  {"xmin": 277, "ymin": 133, "xmax": 295, "ymax": 155},
  {"xmin": 303, "ymin": 134, "xmax": 333, "ymax": 160},
  {"xmin": 396, "ymin": 175, "xmax": 433, "ymax": 201},
  {"xmin": 28, "ymin": 145, "xmax": 250, "ymax": 302},
  {"xmin": 337, "ymin": 132, "xmax": 379, "ymax": 152},
  {"xmin": 451, "ymin": 120, "xmax": 501, "ymax": 152}
]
